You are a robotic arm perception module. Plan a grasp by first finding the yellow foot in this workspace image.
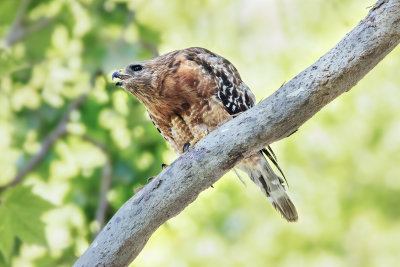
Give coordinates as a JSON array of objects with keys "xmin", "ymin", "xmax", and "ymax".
[{"xmin": 182, "ymin": 130, "xmax": 209, "ymax": 153}]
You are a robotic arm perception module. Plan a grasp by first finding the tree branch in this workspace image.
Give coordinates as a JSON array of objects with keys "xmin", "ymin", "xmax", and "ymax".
[
  {"xmin": 74, "ymin": 1, "xmax": 400, "ymax": 266},
  {"xmin": 0, "ymin": 71, "xmax": 102, "ymax": 191},
  {"xmin": 119, "ymin": 9, "xmax": 160, "ymax": 57},
  {"xmin": 81, "ymin": 135, "xmax": 113, "ymax": 233}
]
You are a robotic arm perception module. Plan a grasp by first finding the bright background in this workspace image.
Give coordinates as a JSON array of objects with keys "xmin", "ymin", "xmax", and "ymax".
[{"xmin": 1, "ymin": 0, "xmax": 400, "ymax": 266}]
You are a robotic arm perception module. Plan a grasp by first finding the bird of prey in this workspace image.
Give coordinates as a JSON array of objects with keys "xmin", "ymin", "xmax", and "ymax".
[{"xmin": 112, "ymin": 47, "xmax": 298, "ymax": 222}]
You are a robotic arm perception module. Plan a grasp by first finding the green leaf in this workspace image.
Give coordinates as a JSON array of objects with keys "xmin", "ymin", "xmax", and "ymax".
[
  {"xmin": 0, "ymin": 215, "xmax": 14, "ymax": 262},
  {"xmin": 0, "ymin": 185, "xmax": 54, "ymax": 260},
  {"xmin": 136, "ymin": 22, "xmax": 161, "ymax": 45}
]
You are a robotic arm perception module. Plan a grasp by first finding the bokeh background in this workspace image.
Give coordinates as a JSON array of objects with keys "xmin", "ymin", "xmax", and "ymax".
[{"xmin": 1, "ymin": 0, "xmax": 400, "ymax": 266}]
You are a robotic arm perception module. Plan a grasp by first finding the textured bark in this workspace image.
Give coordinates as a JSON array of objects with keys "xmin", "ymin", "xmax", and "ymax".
[{"xmin": 74, "ymin": 1, "xmax": 400, "ymax": 266}]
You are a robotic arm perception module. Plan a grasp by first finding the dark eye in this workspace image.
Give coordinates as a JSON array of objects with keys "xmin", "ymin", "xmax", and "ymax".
[{"xmin": 130, "ymin": 64, "xmax": 143, "ymax": 72}]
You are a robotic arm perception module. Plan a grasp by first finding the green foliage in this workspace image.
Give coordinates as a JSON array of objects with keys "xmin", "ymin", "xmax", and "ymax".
[
  {"xmin": 0, "ymin": 186, "xmax": 53, "ymax": 261},
  {"xmin": 0, "ymin": 0, "xmax": 167, "ymax": 265},
  {"xmin": 1, "ymin": 0, "xmax": 400, "ymax": 266}
]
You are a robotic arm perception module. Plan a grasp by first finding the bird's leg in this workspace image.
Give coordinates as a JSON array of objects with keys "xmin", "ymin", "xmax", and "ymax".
[
  {"xmin": 182, "ymin": 142, "xmax": 191, "ymax": 153},
  {"xmin": 182, "ymin": 130, "xmax": 209, "ymax": 153},
  {"xmin": 161, "ymin": 163, "xmax": 168, "ymax": 169}
]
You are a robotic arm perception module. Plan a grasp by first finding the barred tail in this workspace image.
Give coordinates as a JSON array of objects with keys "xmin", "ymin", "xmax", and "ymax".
[{"xmin": 237, "ymin": 151, "xmax": 298, "ymax": 222}]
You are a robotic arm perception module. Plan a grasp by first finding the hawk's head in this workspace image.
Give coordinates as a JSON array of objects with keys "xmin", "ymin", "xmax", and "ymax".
[
  {"xmin": 112, "ymin": 48, "xmax": 216, "ymax": 106},
  {"xmin": 112, "ymin": 59, "xmax": 162, "ymax": 98}
]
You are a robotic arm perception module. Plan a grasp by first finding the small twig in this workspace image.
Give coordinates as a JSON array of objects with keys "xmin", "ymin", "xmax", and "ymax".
[
  {"xmin": 9, "ymin": 0, "xmax": 30, "ymax": 32},
  {"xmin": 0, "ymin": 94, "xmax": 88, "ymax": 192},
  {"xmin": 117, "ymin": 9, "xmax": 159, "ymax": 57},
  {"xmin": 118, "ymin": 10, "xmax": 135, "ymax": 45},
  {"xmin": 1, "ymin": 0, "xmax": 30, "ymax": 46},
  {"xmin": 0, "ymin": 71, "xmax": 101, "ymax": 191},
  {"xmin": 5, "ymin": 17, "xmax": 55, "ymax": 47},
  {"xmin": 138, "ymin": 40, "xmax": 159, "ymax": 57},
  {"xmin": 81, "ymin": 135, "xmax": 112, "ymax": 232},
  {"xmin": 2, "ymin": 0, "xmax": 55, "ymax": 47},
  {"xmin": 96, "ymin": 155, "xmax": 112, "ymax": 231}
]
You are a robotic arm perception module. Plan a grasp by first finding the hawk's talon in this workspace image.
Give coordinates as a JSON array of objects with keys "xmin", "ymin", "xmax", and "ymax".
[
  {"xmin": 182, "ymin": 130, "xmax": 209, "ymax": 153},
  {"xmin": 182, "ymin": 142, "xmax": 191, "ymax": 153},
  {"xmin": 146, "ymin": 176, "xmax": 155, "ymax": 183}
]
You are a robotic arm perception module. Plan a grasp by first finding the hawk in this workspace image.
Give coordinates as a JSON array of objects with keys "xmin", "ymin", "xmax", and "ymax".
[{"xmin": 112, "ymin": 47, "xmax": 298, "ymax": 222}]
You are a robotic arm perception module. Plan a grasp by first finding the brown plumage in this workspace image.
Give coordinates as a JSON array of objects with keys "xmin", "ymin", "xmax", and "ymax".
[{"xmin": 112, "ymin": 47, "xmax": 298, "ymax": 222}]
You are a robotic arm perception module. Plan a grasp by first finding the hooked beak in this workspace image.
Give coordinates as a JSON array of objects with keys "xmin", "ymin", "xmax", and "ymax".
[{"xmin": 112, "ymin": 71, "xmax": 132, "ymax": 86}]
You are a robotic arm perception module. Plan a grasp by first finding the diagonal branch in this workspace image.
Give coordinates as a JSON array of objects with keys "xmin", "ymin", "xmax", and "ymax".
[
  {"xmin": 74, "ymin": 1, "xmax": 400, "ymax": 266},
  {"xmin": 0, "ymin": 94, "xmax": 88, "ymax": 192},
  {"xmin": 0, "ymin": 72, "xmax": 102, "ymax": 192}
]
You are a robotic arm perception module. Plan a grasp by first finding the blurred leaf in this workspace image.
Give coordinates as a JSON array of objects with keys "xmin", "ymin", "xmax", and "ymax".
[
  {"xmin": 0, "ymin": 185, "xmax": 53, "ymax": 260},
  {"xmin": 136, "ymin": 22, "xmax": 161, "ymax": 45},
  {"xmin": 0, "ymin": 215, "xmax": 14, "ymax": 262}
]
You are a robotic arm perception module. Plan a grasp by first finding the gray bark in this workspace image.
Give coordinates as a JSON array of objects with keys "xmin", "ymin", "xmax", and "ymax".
[{"xmin": 74, "ymin": 1, "xmax": 400, "ymax": 266}]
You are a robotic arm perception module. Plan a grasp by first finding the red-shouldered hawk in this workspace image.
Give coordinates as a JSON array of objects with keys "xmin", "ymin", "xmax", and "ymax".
[{"xmin": 112, "ymin": 47, "xmax": 298, "ymax": 222}]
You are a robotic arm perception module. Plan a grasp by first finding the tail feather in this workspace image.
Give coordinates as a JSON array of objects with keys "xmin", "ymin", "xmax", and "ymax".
[
  {"xmin": 238, "ymin": 151, "xmax": 298, "ymax": 222},
  {"xmin": 261, "ymin": 147, "xmax": 288, "ymax": 186},
  {"xmin": 268, "ymin": 187, "xmax": 298, "ymax": 222}
]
